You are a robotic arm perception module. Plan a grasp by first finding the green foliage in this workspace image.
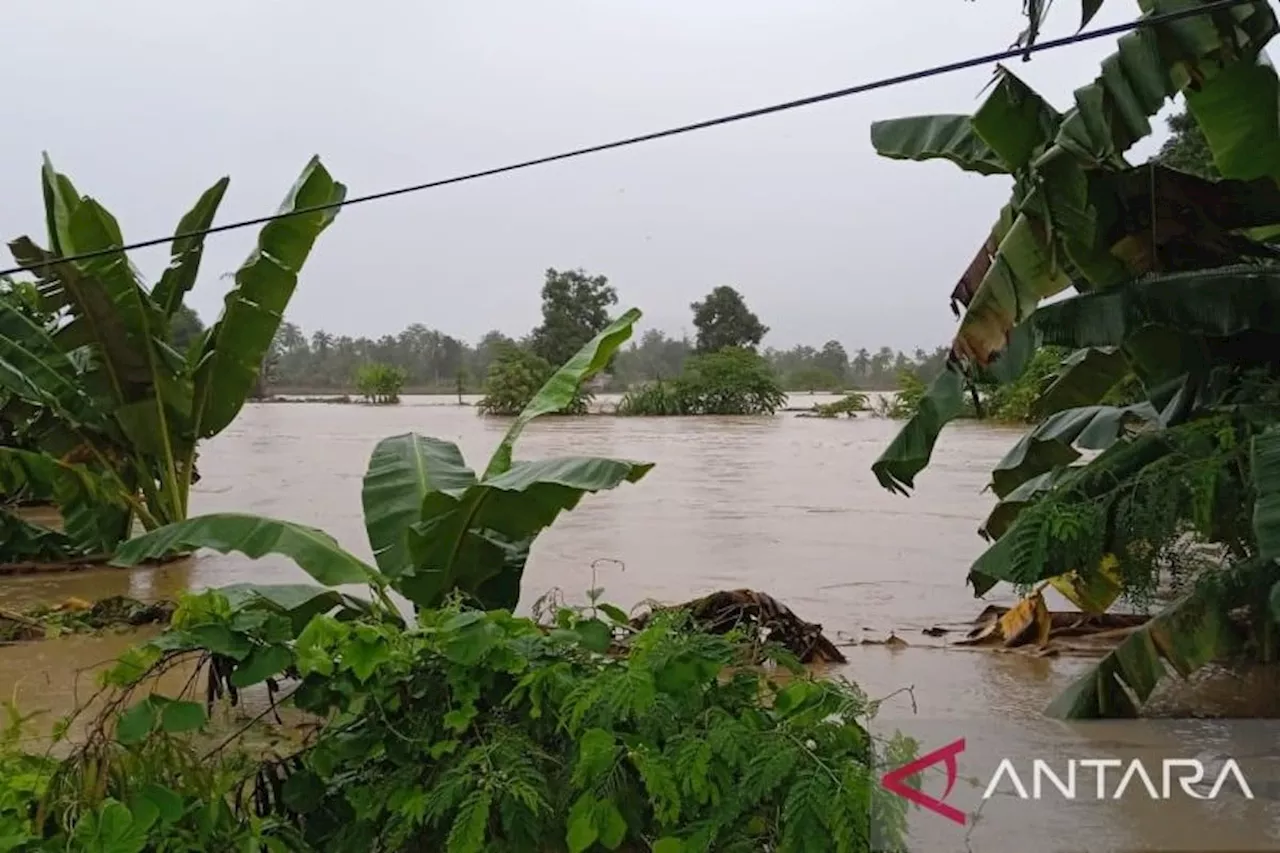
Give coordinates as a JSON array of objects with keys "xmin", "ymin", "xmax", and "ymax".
[
  {"xmin": 1158, "ymin": 108, "xmax": 1219, "ymax": 180},
  {"xmin": 785, "ymin": 367, "xmax": 843, "ymax": 393},
  {"xmin": 115, "ymin": 312, "xmax": 650, "ymax": 614},
  {"xmin": 477, "ymin": 345, "xmax": 590, "ymax": 416},
  {"xmin": 978, "ymin": 346, "xmax": 1069, "ymax": 423},
  {"xmin": 528, "ymin": 268, "xmax": 619, "ymax": 368},
  {"xmin": 617, "ymin": 348, "xmax": 787, "ymax": 416},
  {"xmin": 0, "ymin": 588, "xmax": 907, "ymax": 853},
  {"xmin": 873, "ymin": 370, "xmax": 927, "ymax": 420},
  {"xmin": 869, "ymin": 0, "xmax": 1280, "ymax": 717},
  {"xmin": 0, "ymin": 155, "xmax": 344, "ymax": 561},
  {"xmin": 354, "ymin": 361, "xmax": 406, "ymax": 405},
  {"xmin": 690, "ymin": 286, "xmax": 768, "ymax": 354},
  {"xmin": 812, "ymin": 392, "xmax": 868, "ymax": 418}
]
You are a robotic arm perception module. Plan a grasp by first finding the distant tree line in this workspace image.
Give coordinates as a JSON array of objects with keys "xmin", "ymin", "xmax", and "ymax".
[{"xmin": 178, "ymin": 269, "xmax": 948, "ymax": 395}]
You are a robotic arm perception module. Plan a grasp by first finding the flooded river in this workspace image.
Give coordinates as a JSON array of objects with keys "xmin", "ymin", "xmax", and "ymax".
[{"xmin": 3, "ymin": 395, "xmax": 1279, "ymax": 851}]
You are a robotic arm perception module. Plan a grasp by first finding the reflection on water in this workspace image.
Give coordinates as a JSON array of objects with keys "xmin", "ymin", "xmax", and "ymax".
[{"xmin": 2, "ymin": 395, "xmax": 1277, "ymax": 851}]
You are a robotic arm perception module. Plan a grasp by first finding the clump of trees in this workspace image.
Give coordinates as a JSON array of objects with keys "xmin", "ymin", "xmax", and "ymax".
[
  {"xmin": 354, "ymin": 362, "xmax": 406, "ymax": 405},
  {"xmin": 619, "ymin": 288, "xmax": 788, "ymax": 416}
]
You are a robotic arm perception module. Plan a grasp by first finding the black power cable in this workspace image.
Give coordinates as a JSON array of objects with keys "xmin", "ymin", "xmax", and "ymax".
[{"xmin": 0, "ymin": 0, "xmax": 1260, "ymax": 278}]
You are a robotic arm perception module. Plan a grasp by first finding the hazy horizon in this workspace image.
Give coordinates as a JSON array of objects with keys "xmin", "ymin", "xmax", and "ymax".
[{"xmin": 5, "ymin": 0, "xmax": 1175, "ymax": 352}]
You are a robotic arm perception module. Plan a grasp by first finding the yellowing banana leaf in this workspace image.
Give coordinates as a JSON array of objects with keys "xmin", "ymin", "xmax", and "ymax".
[
  {"xmin": 1045, "ymin": 560, "xmax": 1269, "ymax": 718},
  {"xmin": 1047, "ymin": 554, "xmax": 1123, "ymax": 614},
  {"xmin": 997, "ymin": 591, "xmax": 1052, "ymax": 648}
]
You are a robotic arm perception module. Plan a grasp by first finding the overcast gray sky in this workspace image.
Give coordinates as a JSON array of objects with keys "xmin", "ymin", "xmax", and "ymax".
[{"xmin": 4, "ymin": 0, "xmax": 1173, "ymax": 351}]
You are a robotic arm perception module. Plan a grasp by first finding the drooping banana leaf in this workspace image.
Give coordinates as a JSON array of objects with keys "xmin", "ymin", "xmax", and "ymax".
[
  {"xmin": 111, "ymin": 512, "xmax": 377, "ymax": 587},
  {"xmin": 979, "ymin": 468, "xmax": 1071, "ymax": 540},
  {"xmin": 1045, "ymin": 562, "xmax": 1272, "ymax": 718},
  {"xmin": 0, "ymin": 510, "xmax": 79, "ymax": 561},
  {"xmin": 870, "ymin": 365, "xmax": 967, "ymax": 495},
  {"xmin": 969, "ymin": 428, "xmax": 1176, "ymax": 595},
  {"xmin": 400, "ymin": 456, "xmax": 654, "ymax": 610},
  {"xmin": 0, "ymin": 447, "xmax": 130, "ymax": 554},
  {"xmin": 1252, "ymin": 426, "xmax": 1280, "ymax": 560},
  {"xmin": 868, "ymin": 115, "xmax": 1009, "ymax": 176},
  {"xmin": 989, "ymin": 402, "xmax": 1160, "ymax": 498},
  {"xmin": 190, "ymin": 157, "xmax": 346, "ymax": 441},
  {"xmin": 950, "ymin": 0, "xmax": 1278, "ymax": 368},
  {"xmin": 0, "ymin": 298, "xmax": 103, "ymax": 427},
  {"xmin": 872, "ymin": 321, "xmax": 1038, "ymax": 494},
  {"xmin": 483, "ymin": 308, "xmax": 641, "ymax": 479},
  {"xmin": 1037, "ymin": 267, "xmax": 1280, "ymax": 352},
  {"xmin": 361, "ymin": 433, "xmax": 478, "ymax": 578},
  {"xmin": 1032, "ymin": 347, "xmax": 1130, "ymax": 418},
  {"xmin": 151, "ymin": 178, "xmax": 230, "ymax": 318}
]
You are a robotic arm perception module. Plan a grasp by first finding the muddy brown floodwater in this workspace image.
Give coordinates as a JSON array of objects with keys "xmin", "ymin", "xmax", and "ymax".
[{"xmin": 3, "ymin": 394, "xmax": 1280, "ymax": 851}]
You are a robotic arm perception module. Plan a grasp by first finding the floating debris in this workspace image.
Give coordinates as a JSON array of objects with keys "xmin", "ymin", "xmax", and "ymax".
[{"xmin": 632, "ymin": 589, "xmax": 846, "ymax": 664}]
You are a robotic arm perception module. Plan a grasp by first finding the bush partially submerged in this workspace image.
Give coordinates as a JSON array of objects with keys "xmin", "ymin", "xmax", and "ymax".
[
  {"xmin": 618, "ymin": 348, "xmax": 786, "ymax": 416},
  {"xmin": 478, "ymin": 345, "xmax": 591, "ymax": 416}
]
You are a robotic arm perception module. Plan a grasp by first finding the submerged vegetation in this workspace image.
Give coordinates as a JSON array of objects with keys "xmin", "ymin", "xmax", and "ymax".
[
  {"xmin": 0, "ymin": 155, "xmax": 344, "ymax": 564},
  {"xmin": 618, "ymin": 348, "xmax": 787, "ymax": 416},
  {"xmin": 872, "ymin": 0, "xmax": 1280, "ymax": 717},
  {"xmin": 354, "ymin": 361, "xmax": 406, "ymax": 405}
]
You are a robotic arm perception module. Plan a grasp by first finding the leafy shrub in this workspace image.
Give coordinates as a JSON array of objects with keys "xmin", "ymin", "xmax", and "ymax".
[
  {"xmin": 0, "ymin": 589, "xmax": 911, "ymax": 853},
  {"xmin": 812, "ymin": 392, "xmax": 868, "ymax": 418},
  {"xmin": 354, "ymin": 361, "xmax": 407, "ymax": 404},
  {"xmin": 478, "ymin": 345, "xmax": 591, "ymax": 416},
  {"xmin": 873, "ymin": 369, "xmax": 927, "ymax": 419},
  {"xmin": 618, "ymin": 348, "xmax": 787, "ymax": 416}
]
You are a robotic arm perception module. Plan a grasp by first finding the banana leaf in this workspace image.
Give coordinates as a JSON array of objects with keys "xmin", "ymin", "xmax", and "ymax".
[
  {"xmin": 872, "ymin": 321, "xmax": 1038, "ymax": 495},
  {"xmin": 0, "ymin": 299, "xmax": 103, "ymax": 427},
  {"xmin": 219, "ymin": 582, "xmax": 374, "ymax": 633},
  {"xmin": 190, "ymin": 157, "xmax": 346, "ymax": 440},
  {"xmin": 947, "ymin": 0, "xmax": 1278, "ymax": 368},
  {"xmin": 870, "ymin": 365, "xmax": 967, "ymax": 494},
  {"xmin": 483, "ymin": 308, "xmax": 641, "ymax": 479},
  {"xmin": 400, "ymin": 456, "xmax": 654, "ymax": 610},
  {"xmin": 361, "ymin": 433, "xmax": 477, "ymax": 578},
  {"xmin": 1035, "ymin": 268, "xmax": 1280, "ymax": 349},
  {"xmin": 971, "ymin": 67, "xmax": 1063, "ymax": 171},
  {"xmin": 989, "ymin": 402, "xmax": 1159, "ymax": 498},
  {"xmin": 0, "ymin": 447, "xmax": 130, "ymax": 554},
  {"xmin": 1252, "ymin": 427, "xmax": 1280, "ymax": 560},
  {"xmin": 0, "ymin": 511, "xmax": 80, "ymax": 561},
  {"xmin": 868, "ymin": 115, "xmax": 1009, "ymax": 176},
  {"xmin": 1045, "ymin": 566, "xmax": 1260, "ymax": 718},
  {"xmin": 1033, "ymin": 347, "xmax": 1129, "ymax": 418},
  {"xmin": 111, "ymin": 512, "xmax": 377, "ymax": 587},
  {"xmin": 151, "ymin": 178, "xmax": 230, "ymax": 318},
  {"xmin": 979, "ymin": 468, "xmax": 1070, "ymax": 540}
]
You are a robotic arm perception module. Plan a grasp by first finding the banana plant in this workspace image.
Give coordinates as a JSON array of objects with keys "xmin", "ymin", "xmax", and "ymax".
[
  {"xmin": 871, "ymin": 0, "xmax": 1280, "ymax": 493},
  {"xmin": 0, "ymin": 155, "xmax": 345, "ymax": 561},
  {"xmin": 869, "ymin": 0, "xmax": 1280, "ymax": 717},
  {"xmin": 112, "ymin": 310, "xmax": 652, "ymax": 615}
]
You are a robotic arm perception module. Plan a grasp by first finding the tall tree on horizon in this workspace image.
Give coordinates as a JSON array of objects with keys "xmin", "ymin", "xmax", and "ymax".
[
  {"xmin": 528, "ymin": 268, "xmax": 618, "ymax": 367},
  {"xmin": 690, "ymin": 286, "xmax": 768, "ymax": 353}
]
